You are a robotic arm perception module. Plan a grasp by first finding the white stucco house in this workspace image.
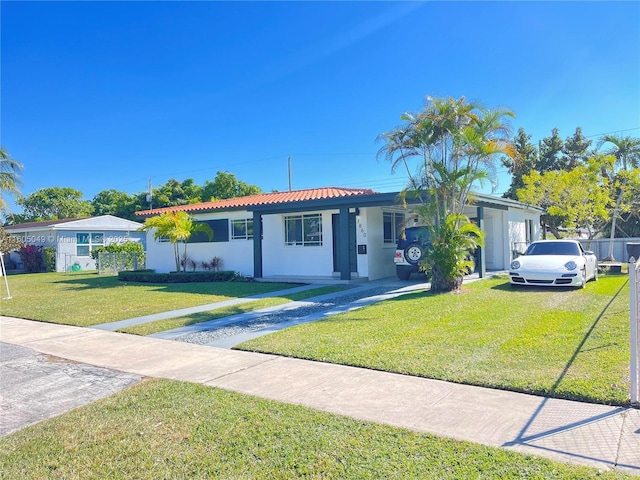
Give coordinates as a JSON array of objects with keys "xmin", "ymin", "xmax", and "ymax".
[
  {"xmin": 4, "ymin": 215, "xmax": 146, "ymax": 272},
  {"xmin": 136, "ymin": 187, "xmax": 542, "ymax": 282}
]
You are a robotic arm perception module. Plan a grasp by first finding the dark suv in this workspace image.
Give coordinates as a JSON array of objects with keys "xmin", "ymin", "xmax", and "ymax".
[{"xmin": 394, "ymin": 226, "xmax": 430, "ymax": 280}]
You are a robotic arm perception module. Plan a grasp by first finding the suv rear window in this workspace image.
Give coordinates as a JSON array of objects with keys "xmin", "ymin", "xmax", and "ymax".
[{"xmin": 397, "ymin": 227, "xmax": 430, "ymax": 250}]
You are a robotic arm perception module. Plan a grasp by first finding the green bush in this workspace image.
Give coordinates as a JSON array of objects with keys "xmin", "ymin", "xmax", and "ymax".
[
  {"xmin": 43, "ymin": 246, "xmax": 56, "ymax": 272},
  {"xmin": 117, "ymin": 270, "xmax": 249, "ymax": 283},
  {"xmin": 92, "ymin": 242, "xmax": 146, "ymax": 272}
]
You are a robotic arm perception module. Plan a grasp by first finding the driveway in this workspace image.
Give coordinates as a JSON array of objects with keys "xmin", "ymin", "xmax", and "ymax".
[{"xmin": 0, "ymin": 342, "xmax": 142, "ymax": 436}]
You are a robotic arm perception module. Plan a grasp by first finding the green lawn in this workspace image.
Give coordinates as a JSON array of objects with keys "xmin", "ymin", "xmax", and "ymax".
[
  {"xmin": 0, "ymin": 272, "xmax": 302, "ymax": 327},
  {"xmin": 238, "ymin": 274, "xmax": 632, "ymax": 405},
  {"xmin": 1, "ymin": 379, "xmax": 632, "ymax": 480}
]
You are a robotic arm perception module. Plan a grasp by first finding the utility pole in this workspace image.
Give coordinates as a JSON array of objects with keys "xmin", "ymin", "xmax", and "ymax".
[
  {"xmin": 288, "ymin": 155, "xmax": 292, "ymax": 192},
  {"xmin": 146, "ymin": 178, "xmax": 153, "ymax": 210}
]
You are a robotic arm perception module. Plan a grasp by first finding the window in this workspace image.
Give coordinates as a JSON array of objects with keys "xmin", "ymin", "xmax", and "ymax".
[
  {"xmin": 188, "ymin": 219, "xmax": 229, "ymax": 243},
  {"xmin": 285, "ymin": 214, "xmax": 322, "ymax": 246},
  {"xmin": 383, "ymin": 212, "xmax": 404, "ymax": 243},
  {"xmin": 76, "ymin": 232, "xmax": 104, "ymax": 256},
  {"xmin": 231, "ymin": 219, "xmax": 253, "ymax": 240}
]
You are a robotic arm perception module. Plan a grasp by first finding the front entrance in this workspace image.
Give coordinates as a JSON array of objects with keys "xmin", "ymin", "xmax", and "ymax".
[{"xmin": 332, "ymin": 213, "xmax": 357, "ymax": 274}]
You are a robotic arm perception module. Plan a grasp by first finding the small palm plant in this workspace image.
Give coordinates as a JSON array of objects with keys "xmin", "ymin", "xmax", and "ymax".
[{"xmin": 138, "ymin": 211, "xmax": 213, "ymax": 272}]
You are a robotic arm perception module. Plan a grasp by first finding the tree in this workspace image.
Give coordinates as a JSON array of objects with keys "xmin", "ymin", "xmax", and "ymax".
[
  {"xmin": 16, "ymin": 187, "xmax": 93, "ymax": 222},
  {"xmin": 517, "ymin": 155, "xmax": 614, "ymax": 239},
  {"xmin": 597, "ymin": 134, "xmax": 640, "ymax": 261},
  {"xmin": 0, "ymin": 226, "xmax": 24, "ymax": 254},
  {"xmin": 138, "ymin": 211, "xmax": 212, "ymax": 272},
  {"xmin": 562, "ymin": 127, "xmax": 592, "ymax": 169},
  {"xmin": 502, "ymin": 127, "xmax": 538, "ymax": 200},
  {"xmin": 202, "ymin": 171, "xmax": 262, "ymax": 201},
  {"xmin": 0, "ymin": 146, "xmax": 24, "ymax": 219},
  {"xmin": 377, "ymin": 95, "xmax": 514, "ymax": 292},
  {"xmin": 536, "ymin": 128, "xmax": 564, "ymax": 173},
  {"xmin": 92, "ymin": 189, "xmax": 138, "ymax": 220}
]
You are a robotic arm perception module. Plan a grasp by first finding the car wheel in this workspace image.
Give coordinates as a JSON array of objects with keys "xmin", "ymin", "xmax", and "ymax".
[
  {"xmin": 593, "ymin": 266, "xmax": 599, "ymax": 282},
  {"xmin": 404, "ymin": 243, "xmax": 424, "ymax": 265},
  {"xmin": 580, "ymin": 268, "xmax": 587, "ymax": 289}
]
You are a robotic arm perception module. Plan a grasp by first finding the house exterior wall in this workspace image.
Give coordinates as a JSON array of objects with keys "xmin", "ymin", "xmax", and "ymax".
[
  {"xmin": 262, "ymin": 210, "xmax": 336, "ymax": 277},
  {"xmin": 7, "ymin": 226, "xmax": 145, "ymax": 272},
  {"xmin": 505, "ymin": 208, "xmax": 541, "ymax": 268},
  {"xmin": 145, "ymin": 211, "xmax": 255, "ymax": 274}
]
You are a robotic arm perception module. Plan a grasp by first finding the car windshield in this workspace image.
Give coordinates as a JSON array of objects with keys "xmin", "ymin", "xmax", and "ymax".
[{"xmin": 525, "ymin": 242, "xmax": 580, "ymax": 256}]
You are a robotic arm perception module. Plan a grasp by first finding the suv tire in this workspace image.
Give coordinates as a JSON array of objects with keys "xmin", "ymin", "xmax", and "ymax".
[{"xmin": 404, "ymin": 243, "xmax": 424, "ymax": 265}]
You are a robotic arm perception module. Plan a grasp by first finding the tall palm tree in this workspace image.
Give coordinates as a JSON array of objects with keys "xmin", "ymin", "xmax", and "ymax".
[
  {"xmin": 138, "ymin": 211, "xmax": 212, "ymax": 272},
  {"xmin": 0, "ymin": 146, "xmax": 24, "ymax": 216},
  {"xmin": 597, "ymin": 135, "xmax": 640, "ymax": 261},
  {"xmin": 377, "ymin": 96, "xmax": 514, "ymax": 292}
]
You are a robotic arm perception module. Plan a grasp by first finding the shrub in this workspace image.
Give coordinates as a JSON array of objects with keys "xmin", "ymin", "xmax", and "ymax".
[
  {"xmin": 117, "ymin": 270, "xmax": 250, "ymax": 283},
  {"xmin": 92, "ymin": 242, "xmax": 146, "ymax": 272},
  {"xmin": 42, "ymin": 246, "xmax": 56, "ymax": 272},
  {"xmin": 18, "ymin": 245, "xmax": 44, "ymax": 273}
]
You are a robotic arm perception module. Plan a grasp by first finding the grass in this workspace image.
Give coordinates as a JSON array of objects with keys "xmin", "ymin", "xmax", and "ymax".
[
  {"xmin": 238, "ymin": 274, "xmax": 632, "ymax": 405},
  {"xmin": 0, "ymin": 272, "xmax": 303, "ymax": 327},
  {"xmin": 119, "ymin": 285, "xmax": 347, "ymax": 335},
  {"xmin": 0, "ymin": 379, "xmax": 632, "ymax": 479}
]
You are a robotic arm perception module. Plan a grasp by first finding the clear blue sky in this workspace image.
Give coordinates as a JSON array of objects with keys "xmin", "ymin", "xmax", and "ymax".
[{"xmin": 2, "ymin": 1, "xmax": 639, "ymax": 215}]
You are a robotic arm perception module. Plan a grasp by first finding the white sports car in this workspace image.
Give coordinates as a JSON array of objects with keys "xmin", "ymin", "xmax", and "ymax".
[{"xmin": 509, "ymin": 240, "xmax": 598, "ymax": 288}]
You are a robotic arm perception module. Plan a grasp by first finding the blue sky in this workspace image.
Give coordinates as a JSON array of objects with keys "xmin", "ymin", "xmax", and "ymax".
[{"xmin": 2, "ymin": 1, "xmax": 639, "ymax": 215}]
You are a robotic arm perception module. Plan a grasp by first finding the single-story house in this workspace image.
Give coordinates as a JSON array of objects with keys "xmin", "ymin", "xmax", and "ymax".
[
  {"xmin": 136, "ymin": 187, "xmax": 543, "ymax": 282},
  {"xmin": 3, "ymin": 215, "xmax": 146, "ymax": 272}
]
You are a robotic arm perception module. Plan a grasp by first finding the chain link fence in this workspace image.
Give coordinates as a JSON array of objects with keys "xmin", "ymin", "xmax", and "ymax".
[{"xmin": 97, "ymin": 252, "xmax": 146, "ymax": 275}]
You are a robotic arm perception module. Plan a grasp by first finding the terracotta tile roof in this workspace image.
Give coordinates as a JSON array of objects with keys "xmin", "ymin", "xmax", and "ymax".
[{"xmin": 135, "ymin": 187, "xmax": 378, "ymax": 216}]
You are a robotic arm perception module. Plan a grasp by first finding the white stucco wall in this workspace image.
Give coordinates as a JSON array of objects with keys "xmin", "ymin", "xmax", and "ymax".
[
  {"xmin": 144, "ymin": 211, "xmax": 255, "ymax": 274},
  {"xmin": 262, "ymin": 211, "xmax": 336, "ymax": 277}
]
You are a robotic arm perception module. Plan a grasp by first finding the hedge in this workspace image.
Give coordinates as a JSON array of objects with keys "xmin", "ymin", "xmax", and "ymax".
[{"xmin": 117, "ymin": 270, "xmax": 248, "ymax": 283}]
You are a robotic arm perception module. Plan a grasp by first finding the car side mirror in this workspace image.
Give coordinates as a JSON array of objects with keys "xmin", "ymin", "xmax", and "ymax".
[{"xmin": 585, "ymin": 251, "xmax": 594, "ymax": 256}]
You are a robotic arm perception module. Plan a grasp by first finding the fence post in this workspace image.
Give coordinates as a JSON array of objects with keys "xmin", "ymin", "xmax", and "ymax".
[{"xmin": 631, "ymin": 257, "xmax": 639, "ymax": 405}]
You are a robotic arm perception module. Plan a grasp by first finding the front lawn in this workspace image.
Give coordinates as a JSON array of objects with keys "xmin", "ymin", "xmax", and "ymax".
[
  {"xmin": 0, "ymin": 272, "xmax": 300, "ymax": 327},
  {"xmin": 0, "ymin": 379, "xmax": 631, "ymax": 479},
  {"xmin": 238, "ymin": 275, "xmax": 632, "ymax": 405}
]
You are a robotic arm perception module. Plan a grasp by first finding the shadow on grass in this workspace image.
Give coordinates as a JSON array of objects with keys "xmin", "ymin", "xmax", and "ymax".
[{"xmin": 52, "ymin": 273, "xmax": 299, "ymax": 296}]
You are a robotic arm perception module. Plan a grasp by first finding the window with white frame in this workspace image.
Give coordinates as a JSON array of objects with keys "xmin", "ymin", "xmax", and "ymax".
[
  {"xmin": 76, "ymin": 232, "xmax": 104, "ymax": 256},
  {"xmin": 383, "ymin": 212, "xmax": 404, "ymax": 243},
  {"xmin": 285, "ymin": 214, "xmax": 322, "ymax": 246},
  {"xmin": 231, "ymin": 219, "xmax": 253, "ymax": 240}
]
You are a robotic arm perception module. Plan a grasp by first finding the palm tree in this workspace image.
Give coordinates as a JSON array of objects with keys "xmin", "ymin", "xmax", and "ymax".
[
  {"xmin": 0, "ymin": 146, "xmax": 24, "ymax": 216},
  {"xmin": 597, "ymin": 135, "xmax": 640, "ymax": 261},
  {"xmin": 377, "ymin": 96, "xmax": 514, "ymax": 292},
  {"xmin": 138, "ymin": 211, "xmax": 212, "ymax": 272}
]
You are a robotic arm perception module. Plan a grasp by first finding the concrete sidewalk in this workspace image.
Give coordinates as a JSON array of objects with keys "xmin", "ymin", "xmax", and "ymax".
[{"xmin": 1, "ymin": 316, "xmax": 638, "ymax": 475}]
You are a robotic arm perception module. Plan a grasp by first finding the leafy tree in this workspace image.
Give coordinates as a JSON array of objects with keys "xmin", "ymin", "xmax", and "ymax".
[
  {"xmin": 16, "ymin": 187, "xmax": 93, "ymax": 221},
  {"xmin": 153, "ymin": 178, "xmax": 203, "ymax": 208},
  {"xmin": 377, "ymin": 95, "xmax": 513, "ymax": 292},
  {"xmin": 202, "ymin": 171, "xmax": 262, "ymax": 201},
  {"xmin": 0, "ymin": 146, "xmax": 24, "ymax": 219},
  {"xmin": 562, "ymin": 127, "xmax": 592, "ymax": 169},
  {"xmin": 0, "ymin": 226, "xmax": 24, "ymax": 254},
  {"xmin": 517, "ymin": 155, "xmax": 614, "ymax": 239},
  {"xmin": 92, "ymin": 189, "xmax": 138, "ymax": 220},
  {"xmin": 597, "ymin": 134, "xmax": 640, "ymax": 260},
  {"xmin": 536, "ymin": 128, "xmax": 564, "ymax": 173},
  {"xmin": 138, "ymin": 211, "xmax": 212, "ymax": 272},
  {"xmin": 502, "ymin": 127, "xmax": 538, "ymax": 200}
]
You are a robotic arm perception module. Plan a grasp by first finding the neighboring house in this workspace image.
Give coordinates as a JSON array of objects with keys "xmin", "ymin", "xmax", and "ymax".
[
  {"xmin": 136, "ymin": 187, "xmax": 542, "ymax": 282},
  {"xmin": 4, "ymin": 215, "xmax": 146, "ymax": 272}
]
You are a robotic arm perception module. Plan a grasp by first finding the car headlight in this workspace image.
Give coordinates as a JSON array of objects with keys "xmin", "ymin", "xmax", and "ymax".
[
  {"xmin": 564, "ymin": 261, "xmax": 577, "ymax": 271},
  {"xmin": 511, "ymin": 260, "xmax": 521, "ymax": 270}
]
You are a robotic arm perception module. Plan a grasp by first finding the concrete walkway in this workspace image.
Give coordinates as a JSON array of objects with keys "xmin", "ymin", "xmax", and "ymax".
[{"xmin": 1, "ymin": 316, "xmax": 638, "ymax": 475}]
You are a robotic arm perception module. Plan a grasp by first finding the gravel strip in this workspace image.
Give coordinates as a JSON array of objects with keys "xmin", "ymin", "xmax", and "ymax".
[{"xmin": 173, "ymin": 285, "xmax": 401, "ymax": 345}]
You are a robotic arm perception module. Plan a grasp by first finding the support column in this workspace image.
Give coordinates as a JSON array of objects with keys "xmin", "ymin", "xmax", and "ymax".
[
  {"xmin": 252, "ymin": 212, "xmax": 263, "ymax": 279},
  {"xmin": 477, "ymin": 206, "xmax": 486, "ymax": 279},
  {"xmin": 339, "ymin": 207, "xmax": 351, "ymax": 281}
]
